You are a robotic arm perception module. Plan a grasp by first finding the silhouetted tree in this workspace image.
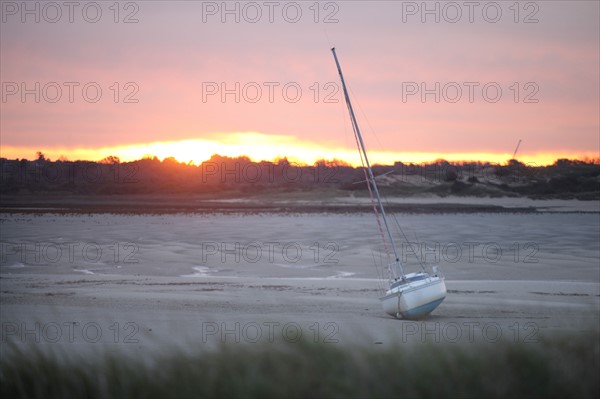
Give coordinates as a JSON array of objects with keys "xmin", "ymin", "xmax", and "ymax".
[{"xmin": 99, "ymin": 156, "xmax": 120, "ymax": 164}]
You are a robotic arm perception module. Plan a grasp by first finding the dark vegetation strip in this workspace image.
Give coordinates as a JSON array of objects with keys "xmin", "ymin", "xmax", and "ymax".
[
  {"xmin": 2, "ymin": 332, "xmax": 598, "ymax": 399},
  {"xmin": 0, "ymin": 202, "xmax": 539, "ymax": 215}
]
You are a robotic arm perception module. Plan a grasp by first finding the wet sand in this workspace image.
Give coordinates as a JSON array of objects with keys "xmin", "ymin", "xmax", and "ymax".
[{"xmin": 1, "ymin": 207, "xmax": 599, "ymax": 356}]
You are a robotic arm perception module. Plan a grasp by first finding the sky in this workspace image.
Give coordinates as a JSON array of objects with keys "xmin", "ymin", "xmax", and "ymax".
[{"xmin": 1, "ymin": 0, "xmax": 599, "ymax": 166}]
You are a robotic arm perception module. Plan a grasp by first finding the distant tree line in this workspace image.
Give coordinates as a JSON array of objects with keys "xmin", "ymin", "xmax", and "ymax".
[{"xmin": 1, "ymin": 154, "xmax": 599, "ymax": 199}]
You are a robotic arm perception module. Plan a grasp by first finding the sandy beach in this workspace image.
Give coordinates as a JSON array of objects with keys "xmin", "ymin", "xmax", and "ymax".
[{"xmin": 1, "ymin": 203, "xmax": 598, "ymax": 357}]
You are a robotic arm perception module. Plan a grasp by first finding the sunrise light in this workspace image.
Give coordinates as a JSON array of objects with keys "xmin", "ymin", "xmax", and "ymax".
[
  {"xmin": 1, "ymin": 132, "xmax": 595, "ymax": 167},
  {"xmin": 1, "ymin": 3, "xmax": 597, "ymax": 169}
]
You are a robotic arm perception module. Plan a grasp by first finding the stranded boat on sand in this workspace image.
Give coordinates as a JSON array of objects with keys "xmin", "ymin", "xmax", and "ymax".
[{"xmin": 331, "ymin": 48, "xmax": 447, "ymax": 319}]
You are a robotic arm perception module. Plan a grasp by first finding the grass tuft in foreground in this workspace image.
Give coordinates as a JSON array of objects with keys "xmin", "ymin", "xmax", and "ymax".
[{"xmin": 2, "ymin": 332, "xmax": 598, "ymax": 399}]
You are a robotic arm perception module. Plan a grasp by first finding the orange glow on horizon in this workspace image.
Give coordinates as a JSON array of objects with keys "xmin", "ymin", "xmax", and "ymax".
[{"xmin": 1, "ymin": 132, "xmax": 597, "ymax": 167}]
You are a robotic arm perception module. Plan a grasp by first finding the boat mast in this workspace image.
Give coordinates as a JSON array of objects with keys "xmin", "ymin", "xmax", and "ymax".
[{"xmin": 331, "ymin": 47, "xmax": 404, "ymax": 278}]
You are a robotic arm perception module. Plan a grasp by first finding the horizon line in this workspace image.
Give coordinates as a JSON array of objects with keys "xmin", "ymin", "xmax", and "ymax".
[
  {"xmin": 3, "ymin": 132, "xmax": 598, "ymax": 167},
  {"xmin": 3, "ymin": 152, "xmax": 599, "ymax": 168}
]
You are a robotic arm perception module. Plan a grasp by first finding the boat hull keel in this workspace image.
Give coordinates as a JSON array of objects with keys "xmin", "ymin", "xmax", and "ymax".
[{"xmin": 380, "ymin": 276, "xmax": 447, "ymax": 319}]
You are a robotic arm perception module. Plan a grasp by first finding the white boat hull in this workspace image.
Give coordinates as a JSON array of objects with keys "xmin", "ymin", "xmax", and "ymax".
[{"xmin": 380, "ymin": 273, "xmax": 446, "ymax": 319}]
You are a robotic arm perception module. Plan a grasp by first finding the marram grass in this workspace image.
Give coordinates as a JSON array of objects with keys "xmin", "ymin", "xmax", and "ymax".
[{"xmin": 2, "ymin": 332, "xmax": 598, "ymax": 399}]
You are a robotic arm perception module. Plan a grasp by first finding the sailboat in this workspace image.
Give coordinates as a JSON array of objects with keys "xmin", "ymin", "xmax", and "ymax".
[{"xmin": 331, "ymin": 48, "xmax": 447, "ymax": 319}]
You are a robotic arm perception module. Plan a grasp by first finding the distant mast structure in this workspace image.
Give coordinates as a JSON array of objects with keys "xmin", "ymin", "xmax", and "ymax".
[{"xmin": 512, "ymin": 139, "xmax": 522, "ymax": 160}]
